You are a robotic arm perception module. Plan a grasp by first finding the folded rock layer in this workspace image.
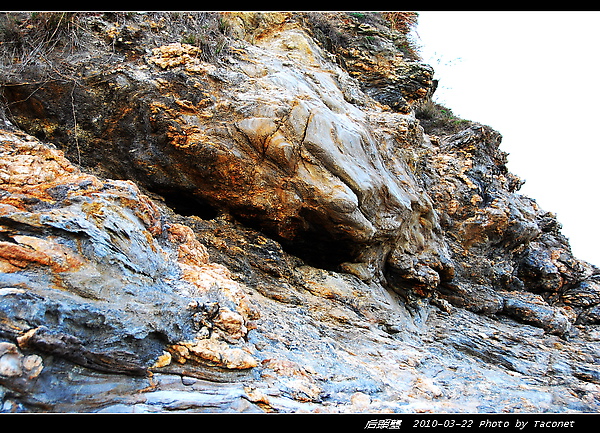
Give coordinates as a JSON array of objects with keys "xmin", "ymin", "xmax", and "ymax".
[{"xmin": 0, "ymin": 12, "xmax": 598, "ymax": 413}]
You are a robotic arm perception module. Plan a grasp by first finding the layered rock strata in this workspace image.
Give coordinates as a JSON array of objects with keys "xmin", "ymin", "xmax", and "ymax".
[{"xmin": 0, "ymin": 12, "xmax": 598, "ymax": 413}]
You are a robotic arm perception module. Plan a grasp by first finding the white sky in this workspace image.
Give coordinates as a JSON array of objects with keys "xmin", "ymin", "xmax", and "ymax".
[{"xmin": 414, "ymin": 11, "xmax": 600, "ymax": 267}]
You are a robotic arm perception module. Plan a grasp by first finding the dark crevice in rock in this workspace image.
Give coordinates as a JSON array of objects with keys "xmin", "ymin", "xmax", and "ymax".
[
  {"xmin": 232, "ymin": 212, "xmax": 356, "ymax": 273},
  {"xmin": 154, "ymin": 184, "xmax": 354, "ymax": 273},
  {"xmin": 151, "ymin": 187, "xmax": 220, "ymax": 220},
  {"xmin": 277, "ymin": 233, "xmax": 355, "ymax": 273}
]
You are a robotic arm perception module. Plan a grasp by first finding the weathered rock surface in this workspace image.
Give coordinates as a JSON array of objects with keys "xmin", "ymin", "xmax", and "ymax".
[{"xmin": 0, "ymin": 12, "xmax": 599, "ymax": 413}]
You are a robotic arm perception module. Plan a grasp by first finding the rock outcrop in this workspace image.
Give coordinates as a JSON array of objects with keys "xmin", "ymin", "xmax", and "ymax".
[{"xmin": 0, "ymin": 11, "xmax": 598, "ymax": 413}]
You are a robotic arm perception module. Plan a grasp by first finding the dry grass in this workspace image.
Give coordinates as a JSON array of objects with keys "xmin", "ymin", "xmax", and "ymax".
[
  {"xmin": 381, "ymin": 12, "xmax": 419, "ymax": 33},
  {"xmin": 0, "ymin": 12, "xmax": 88, "ymax": 67},
  {"xmin": 0, "ymin": 12, "xmax": 235, "ymax": 68},
  {"xmin": 415, "ymin": 98, "xmax": 472, "ymax": 135}
]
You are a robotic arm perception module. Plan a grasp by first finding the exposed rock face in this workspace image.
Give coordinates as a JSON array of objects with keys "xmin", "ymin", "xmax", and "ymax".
[
  {"xmin": 3, "ymin": 13, "xmax": 439, "ymax": 275},
  {"xmin": 0, "ymin": 12, "xmax": 599, "ymax": 413},
  {"xmin": 0, "ymin": 127, "xmax": 259, "ymax": 379}
]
